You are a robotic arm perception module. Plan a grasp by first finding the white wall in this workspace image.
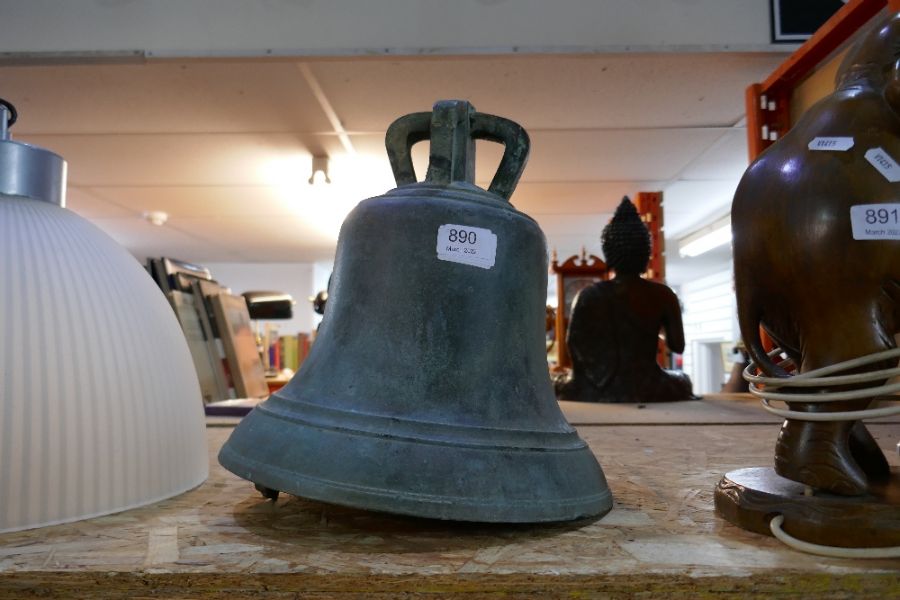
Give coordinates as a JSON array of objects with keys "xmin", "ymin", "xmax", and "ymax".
[
  {"xmin": 204, "ymin": 262, "xmax": 316, "ymax": 335},
  {"xmin": 0, "ymin": 1, "xmax": 782, "ymax": 58},
  {"xmin": 679, "ymin": 268, "xmax": 739, "ymax": 394}
]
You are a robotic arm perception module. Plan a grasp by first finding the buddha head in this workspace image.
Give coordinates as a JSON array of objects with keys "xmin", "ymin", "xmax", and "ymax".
[{"xmin": 601, "ymin": 196, "xmax": 651, "ymax": 276}]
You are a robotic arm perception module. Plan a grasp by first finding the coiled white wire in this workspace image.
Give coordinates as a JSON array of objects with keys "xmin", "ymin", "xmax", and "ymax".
[
  {"xmin": 769, "ymin": 515, "xmax": 900, "ymax": 558},
  {"xmin": 744, "ymin": 347, "xmax": 900, "ymax": 421},
  {"xmin": 743, "ymin": 347, "xmax": 900, "ymax": 558}
]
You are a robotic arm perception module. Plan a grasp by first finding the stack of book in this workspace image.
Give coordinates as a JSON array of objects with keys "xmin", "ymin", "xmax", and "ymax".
[{"xmin": 268, "ymin": 333, "xmax": 311, "ymax": 373}]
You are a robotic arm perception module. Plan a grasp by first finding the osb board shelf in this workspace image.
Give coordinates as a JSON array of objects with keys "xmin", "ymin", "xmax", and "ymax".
[{"xmin": 1, "ymin": 395, "xmax": 898, "ymax": 599}]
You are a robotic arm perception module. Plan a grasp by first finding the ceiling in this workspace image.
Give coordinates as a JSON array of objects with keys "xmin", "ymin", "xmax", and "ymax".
[{"xmin": 2, "ymin": 51, "xmax": 788, "ymax": 285}]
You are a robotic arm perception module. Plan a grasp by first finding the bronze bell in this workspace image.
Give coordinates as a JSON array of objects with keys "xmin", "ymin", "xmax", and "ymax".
[{"xmin": 219, "ymin": 100, "xmax": 612, "ymax": 522}]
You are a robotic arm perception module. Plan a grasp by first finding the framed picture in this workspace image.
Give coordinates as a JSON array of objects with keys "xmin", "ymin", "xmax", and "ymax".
[
  {"xmin": 209, "ymin": 293, "xmax": 269, "ymax": 399},
  {"xmin": 770, "ymin": 0, "xmax": 846, "ymax": 43},
  {"xmin": 168, "ymin": 290, "xmax": 231, "ymax": 403}
]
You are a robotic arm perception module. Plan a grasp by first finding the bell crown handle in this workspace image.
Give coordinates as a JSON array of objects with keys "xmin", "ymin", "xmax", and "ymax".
[
  {"xmin": 471, "ymin": 112, "xmax": 530, "ymax": 202},
  {"xmin": 384, "ymin": 100, "xmax": 530, "ymax": 202}
]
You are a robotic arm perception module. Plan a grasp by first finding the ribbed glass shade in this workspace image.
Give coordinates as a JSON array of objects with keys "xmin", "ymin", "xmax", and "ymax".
[{"xmin": 0, "ymin": 195, "xmax": 209, "ymax": 533}]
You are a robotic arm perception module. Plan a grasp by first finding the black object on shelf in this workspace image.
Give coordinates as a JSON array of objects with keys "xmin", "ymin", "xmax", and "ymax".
[{"xmin": 242, "ymin": 291, "xmax": 294, "ymax": 320}]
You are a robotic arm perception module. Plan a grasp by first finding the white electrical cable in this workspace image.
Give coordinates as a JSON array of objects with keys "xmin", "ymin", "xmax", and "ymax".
[
  {"xmin": 744, "ymin": 347, "xmax": 900, "ymax": 421},
  {"xmin": 769, "ymin": 515, "xmax": 900, "ymax": 558},
  {"xmin": 750, "ymin": 347, "xmax": 900, "ymax": 380},
  {"xmin": 745, "ymin": 348, "xmax": 900, "ymax": 558},
  {"xmin": 759, "ymin": 400, "xmax": 900, "ymax": 421}
]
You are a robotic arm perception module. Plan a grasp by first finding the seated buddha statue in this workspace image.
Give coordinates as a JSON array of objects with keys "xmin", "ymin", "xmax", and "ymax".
[{"xmin": 555, "ymin": 197, "xmax": 695, "ymax": 403}]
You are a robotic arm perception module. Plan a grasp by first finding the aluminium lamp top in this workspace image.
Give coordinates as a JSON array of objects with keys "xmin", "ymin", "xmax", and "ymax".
[{"xmin": 0, "ymin": 98, "xmax": 67, "ymax": 207}]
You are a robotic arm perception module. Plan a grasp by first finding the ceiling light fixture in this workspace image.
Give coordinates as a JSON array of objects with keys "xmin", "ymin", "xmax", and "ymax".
[
  {"xmin": 0, "ymin": 98, "xmax": 208, "ymax": 533},
  {"xmin": 308, "ymin": 155, "xmax": 331, "ymax": 185},
  {"xmin": 142, "ymin": 210, "xmax": 169, "ymax": 226},
  {"xmin": 678, "ymin": 214, "xmax": 732, "ymax": 258}
]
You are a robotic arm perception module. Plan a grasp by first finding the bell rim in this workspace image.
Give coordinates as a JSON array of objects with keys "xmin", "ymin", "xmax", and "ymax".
[
  {"xmin": 219, "ymin": 427, "xmax": 613, "ymax": 523},
  {"xmin": 258, "ymin": 393, "xmax": 584, "ymax": 451}
]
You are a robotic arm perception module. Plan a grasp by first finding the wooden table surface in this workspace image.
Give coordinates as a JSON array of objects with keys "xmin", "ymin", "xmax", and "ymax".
[{"xmin": 1, "ymin": 395, "xmax": 898, "ymax": 598}]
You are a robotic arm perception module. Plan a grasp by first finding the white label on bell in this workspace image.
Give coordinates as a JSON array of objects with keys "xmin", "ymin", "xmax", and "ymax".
[
  {"xmin": 808, "ymin": 137, "xmax": 854, "ymax": 151},
  {"xmin": 865, "ymin": 147, "xmax": 900, "ymax": 182},
  {"xmin": 436, "ymin": 224, "xmax": 497, "ymax": 269},
  {"xmin": 850, "ymin": 204, "xmax": 900, "ymax": 239}
]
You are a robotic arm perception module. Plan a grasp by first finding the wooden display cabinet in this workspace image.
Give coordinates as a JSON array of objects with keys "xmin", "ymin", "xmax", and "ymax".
[{"xmin": 550, "ymin": 249, "xmax": 609, "ymax": 369}]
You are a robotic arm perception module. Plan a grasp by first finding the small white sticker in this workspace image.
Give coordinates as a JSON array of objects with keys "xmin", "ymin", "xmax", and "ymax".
[
  {"xmin": 850, "ymin": 204, "xmax": 900, "ymax": 240},
  {"xmin": 865, "ymin": 147, "xmax": 900, "ymax": 182},
  {"xmin": 436, "ymin": 224, "xmax": 497, "ymax": 269},
  {"xmin": 808, "ymin": 137, "xmax": 854, "ymax": 151}
]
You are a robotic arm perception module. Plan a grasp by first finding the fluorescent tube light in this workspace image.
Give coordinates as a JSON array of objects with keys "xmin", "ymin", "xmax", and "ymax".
[{"xmin": 678, "ymin": 215, "xmax": 732, "ymax": 258}]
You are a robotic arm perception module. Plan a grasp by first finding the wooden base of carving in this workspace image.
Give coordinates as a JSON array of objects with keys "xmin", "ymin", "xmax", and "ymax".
[{"xmin": 715, "ymin": 467, "xmax": 900, "ymax": 548}]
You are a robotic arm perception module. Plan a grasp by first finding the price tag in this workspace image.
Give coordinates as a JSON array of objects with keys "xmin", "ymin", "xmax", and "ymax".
[
  {"xmin": 864, "ymin": 147, "xmax": 900, "ymax": 182},
  {"xmin": 436, "ymin": 224, "xmax": 497, "ymax": 269},
  {"xmin": 850, "ymin": 204, "xmax": 900, "ymax": 240},
  {"xmin": 808, "ymin": 137, "xmax": 854, "ymax": 151}
]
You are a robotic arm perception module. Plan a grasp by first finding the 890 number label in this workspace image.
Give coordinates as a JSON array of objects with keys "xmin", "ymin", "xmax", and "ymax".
[
  {"xmin": 436, "ymin": 223, "xmax": 497, "ymax": 269},
  {"xmin": 447, "ymin": 228, "xmax": 477, "ymax": 244}
]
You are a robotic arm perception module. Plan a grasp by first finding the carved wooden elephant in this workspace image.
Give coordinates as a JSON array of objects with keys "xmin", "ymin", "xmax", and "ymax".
[{"xmin": 733, "ymin": 15, "xmax": 900, "ymax": 496}]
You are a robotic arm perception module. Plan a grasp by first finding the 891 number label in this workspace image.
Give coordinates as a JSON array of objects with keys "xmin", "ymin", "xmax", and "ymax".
[
  {"xmin": 851, "ymin": 203, "xmax": 900, "ymax": 240},
  {"xmin": 864, "ymin": 207, "xmax": 900, "ymax": 225}
]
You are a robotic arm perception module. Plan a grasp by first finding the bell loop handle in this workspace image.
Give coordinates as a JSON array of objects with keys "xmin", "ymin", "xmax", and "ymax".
[
  {"xmin": 385, "ymin": 100, "xmax": 530, "ymax": 202},
  {"xmin": 471, "ymin": 112, "xmax": 530, "ymax": 202},
  {"xmin": 385, "ymin": 111, "xmax": 431, "ymax": 187}
]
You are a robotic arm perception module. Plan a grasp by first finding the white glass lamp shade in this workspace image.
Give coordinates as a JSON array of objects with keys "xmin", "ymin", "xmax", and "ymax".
[{"xmin": 0, "ymin": 138, "xmax": 208, "ymax": 532}]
